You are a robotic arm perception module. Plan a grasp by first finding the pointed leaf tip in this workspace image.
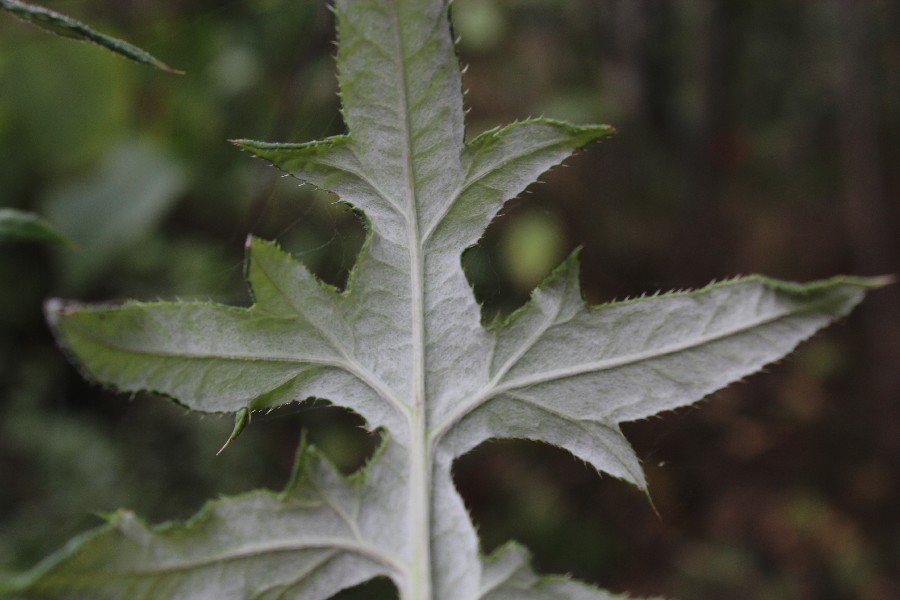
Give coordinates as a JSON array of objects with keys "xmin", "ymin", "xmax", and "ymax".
[
  {"xmin": 868, "ymin": 274, "xmax": 896, "ymax": 288},
  {"xmin": 216, "ymin": 407, "xmax": 251, "ymax": 455}
]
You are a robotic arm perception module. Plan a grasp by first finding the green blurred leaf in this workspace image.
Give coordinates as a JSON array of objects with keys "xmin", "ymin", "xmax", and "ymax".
[
  {"xmin": 42, "ymin": 141, "xmax": 186, "ymax": 289},
  {"xmin": 0, "ymin": 41, "xmax": 133, "ymax": 174},
  {"xmin": 0, "ymin": 208, "xmax": 71, "ymax": 246},
  {"xmin": 500, "ymin": 211, "xmax": 565, "ymax": 292},
  {"xmin": 0, "ymin": 0, "xmax": 181, "ymax": 73},
  {"xmin": 452, "ymin": 0, "xmax": 506, "ymax": 52}
]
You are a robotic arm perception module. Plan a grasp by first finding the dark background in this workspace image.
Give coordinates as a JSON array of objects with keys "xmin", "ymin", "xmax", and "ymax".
[{"xmin": 1, "ymin": 1, "xmax": 897, "ymax": 598}]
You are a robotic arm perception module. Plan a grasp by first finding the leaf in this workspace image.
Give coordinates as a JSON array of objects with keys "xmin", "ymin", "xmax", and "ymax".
[
  {"xmin": 0, "ymin": 208, "xmax": 71, "ymax": 246},
  {"xmin": 480, "ymin": 545, "xmax": 652, "ymax": 600},
  {"xmin": 0, "ymin": 0, "xmax": 181, "ymax": 73},
  {"xmin": 12, "ymin": 0, "xmax": 884, "ymax": 599},
  {"xmin": 42, "ymin": 141, "xmax": 186, "ymax": 290},
  {"xmin": 3, "ymin": 439, "xmax": 409, "ymax": 600}
]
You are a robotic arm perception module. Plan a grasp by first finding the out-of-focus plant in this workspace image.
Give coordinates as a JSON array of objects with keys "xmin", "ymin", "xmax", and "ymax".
[
  {"xmin": 0, "ymin": 0, "xmax": 179, "ymax": 72},
  {"xmin": 0, "ymin": 0, "xmax": 178, "ymax": 252},
  {"xmin": 0, "ymin": 209, "xmax": 69, "ymax": 247}
]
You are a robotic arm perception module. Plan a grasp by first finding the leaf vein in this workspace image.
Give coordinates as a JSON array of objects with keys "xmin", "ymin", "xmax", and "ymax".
[{"xmin": 432, "ymin": 298, "xmax": 816, "ymax": 440}]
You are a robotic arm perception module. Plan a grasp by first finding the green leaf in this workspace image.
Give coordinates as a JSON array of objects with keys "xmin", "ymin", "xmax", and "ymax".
[
  {"xmin": 0, "ymin": 208, "xmax": 71, "ymax": 246},
  {"xmin": 480, "ymin": 544, "xmax": 658, "ymax": 600},
  {"xmin": 14, "ymin": 0, "xmax": 885, "ymax": 599},
  {"xmin": 42, "ymin": 141, "xmax": 186, "ymax": 290},
  {"xmin": 3, "ymin": 439, "xmax": 409, "ymax": 600},
  {"xmin": 0, "ymin": 0, "xmax": 181, "ymax": 73}
]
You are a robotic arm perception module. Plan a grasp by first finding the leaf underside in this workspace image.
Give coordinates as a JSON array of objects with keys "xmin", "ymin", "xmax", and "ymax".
[
  {"xmin": 0, "ymin": 0, "xmax": 181, "ymax": 73},
  {"xmin": 7, "ymin": 0, "xmax": 883, "ymax": 599}
]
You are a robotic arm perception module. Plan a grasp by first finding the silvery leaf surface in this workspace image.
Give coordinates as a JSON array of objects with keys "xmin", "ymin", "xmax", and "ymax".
[
  {"xmin": 2, "ymin": 440, "xmax": 408, "ymax": 600},
  {"xmin": 11, "ymin": 0, "xmax": 883, "ymax": 599}
]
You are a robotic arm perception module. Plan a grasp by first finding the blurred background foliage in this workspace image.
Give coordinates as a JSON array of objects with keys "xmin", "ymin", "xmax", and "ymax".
[{"xmin": 0, "ymin": 0, "xmax": 898, "ymax": 598}]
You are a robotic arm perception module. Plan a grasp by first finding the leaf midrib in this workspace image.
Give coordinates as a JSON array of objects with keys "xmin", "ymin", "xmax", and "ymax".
[{"xmin": 385, "ymin": 3, "xmax": 433, "ymax": 599}]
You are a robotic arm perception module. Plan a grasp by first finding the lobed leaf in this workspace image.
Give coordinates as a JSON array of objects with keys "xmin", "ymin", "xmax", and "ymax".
[
  {"xmin": 15, "ymin": 0, "xmax": 885, "ymax": 598},
  {"xmin": 435, "ymin": 262, "xmax": 882, "ymax": 490},
  {"xmin": 480, "ymin": 544, "xmax": 661, "ymax": 600},
  {"xmin": 3, "ymin": 439, "xmax": 408, "ymax": 600}
]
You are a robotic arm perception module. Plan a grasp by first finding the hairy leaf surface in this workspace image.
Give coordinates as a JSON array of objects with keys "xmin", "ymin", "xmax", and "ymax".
[{"xmin": 8, "ymin": 0, "xmax": 882, "ymax": 599}]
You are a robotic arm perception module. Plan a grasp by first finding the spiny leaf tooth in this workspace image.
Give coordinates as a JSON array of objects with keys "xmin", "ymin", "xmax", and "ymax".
[{"xmin": 216, "ymin": 406, "xmax": 251, "ymax": 455}]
